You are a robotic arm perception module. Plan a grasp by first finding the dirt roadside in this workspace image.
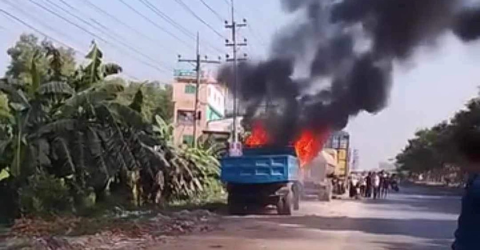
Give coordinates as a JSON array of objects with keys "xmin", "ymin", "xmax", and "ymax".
[{"xmin": 154, "ymin": 199, "xmax": 362, "ymax": 250}]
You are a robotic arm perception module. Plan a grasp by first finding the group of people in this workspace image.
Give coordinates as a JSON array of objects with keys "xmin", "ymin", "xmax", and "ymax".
[{"xmin": 348, "ymin": 171, "xmax": 398, "ymax": 200}]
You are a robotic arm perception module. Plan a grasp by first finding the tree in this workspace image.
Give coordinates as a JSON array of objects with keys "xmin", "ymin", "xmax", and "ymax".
[
  {"xmin": 5, "ymin": 34, "xmax": 76, "ymax": 84},
  {"xmin": 0, "ymin": 35, "xmax": 220, "ymax": 219},
  {"xmin": 396, "ymin": 97, "xmax": 480, "ymax": 179},
  {"xmin": 120, "ymin": 81, "xmax": 173, "ymax": 122}
]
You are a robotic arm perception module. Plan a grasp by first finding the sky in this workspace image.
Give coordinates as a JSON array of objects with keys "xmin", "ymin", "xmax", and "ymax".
[{"xmin": 1, "ymin": 0, "xmax": 480, "ymax": 170}]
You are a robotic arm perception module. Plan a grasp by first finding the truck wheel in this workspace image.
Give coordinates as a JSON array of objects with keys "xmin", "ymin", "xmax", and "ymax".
[
  {"xmin": 293, "ymin": 186, "xmax": 300, "ymax": 211},
  {"xmin": 278, "ymin": 191, "xmax": 293, "ymax": 215},
  {"xmin": 276, "ymin": 198, "xmax": 284, "ymax": 215},
  {"xmin": 318, "ymin": 182, "xmax": 332, "ymax": 202}
]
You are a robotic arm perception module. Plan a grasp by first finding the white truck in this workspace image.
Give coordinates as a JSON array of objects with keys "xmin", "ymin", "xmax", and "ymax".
[{"xmin": 302, "ymin": 150, "xmax": 338, "ymax": 201}]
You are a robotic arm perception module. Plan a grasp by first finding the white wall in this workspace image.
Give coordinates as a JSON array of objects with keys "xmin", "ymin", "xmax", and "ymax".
[{"xmin": 207, "ymin": 85, "xmax": 225, "ymax": 116}]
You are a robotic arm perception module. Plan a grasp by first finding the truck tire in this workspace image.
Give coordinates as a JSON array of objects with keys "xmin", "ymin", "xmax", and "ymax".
[
  {"xmin": 277, "ymin": 191, "xmax": 293, "ymax": 215},
  {"xmin": 293, "ymin": 184, "xmax": 300, "ymax": 211},
  {"xmin": 318, "ymin": 182, "xmax": 332, "ymax": 201}
]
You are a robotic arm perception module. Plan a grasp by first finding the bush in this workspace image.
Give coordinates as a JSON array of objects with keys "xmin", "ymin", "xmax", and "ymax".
[{"xmin": 19, "ymin": 173, "xmax": 74, "ymax": 216}]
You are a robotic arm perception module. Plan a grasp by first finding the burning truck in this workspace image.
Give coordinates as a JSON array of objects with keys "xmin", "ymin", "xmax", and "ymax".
[
  {"xmin": 218, "ymin": 0, "xmax": 480, "ymax": 214},
  {"xmin": 220, "ymin": 121, "xmax": 333, "ymax": 215}
]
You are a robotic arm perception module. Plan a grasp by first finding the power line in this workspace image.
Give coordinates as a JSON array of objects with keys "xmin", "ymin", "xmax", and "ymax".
[
  {"xmin": 138, "ymin": 0, "xmax": 224, "ymax": 55},
  {"xmin": 0, "ymin": 8, "xmax": 84, "ymax": 54},
  {"xmin": 78, "ymin": 0, "xmax": 169, "ymax": 50},
  {"xmin": 247, "ymin": 25, "xmax": 267, "ymax": 48},
  {"xmin": 139, "ymin": 0, "xmax": 195, "ymax": 39},
  {"xmin": 53, "ymin": 0, "xmax": 173, "ymax": 70},
  {"xmin": 173, "ymin": 0, "xmax": 225, "ymax": 39},
  {"xmin": 116, "ymin": 0, "xmax": 193, "ymax": 50},
  {"xmin": 198, "ymin": 0, "xmax": 225, "ymax": 22},
  {"xmin": 0, "ymin": 9, "xmax": 143, "ymax": 80},
  {"xmin": 27, "ymin": 0, "xmax": 171, "ymax": 73},
  {"xmin": 2, "ymin": 0, "xmax": 84, "ymax": 47}
]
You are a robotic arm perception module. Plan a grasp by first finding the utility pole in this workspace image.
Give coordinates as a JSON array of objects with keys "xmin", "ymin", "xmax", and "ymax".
[
  {"xmin": 178, "ymin": 33, "xmax": 221, "ymax": 148},
  {"xmin": 225, "ymin": 0, "xmax": 247, "ymax": 144}
]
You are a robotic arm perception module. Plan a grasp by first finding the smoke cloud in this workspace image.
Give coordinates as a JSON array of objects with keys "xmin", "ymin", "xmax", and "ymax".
[{"xmin": 218, "ymin": 0, "xmax": 480, "ymax": 145}]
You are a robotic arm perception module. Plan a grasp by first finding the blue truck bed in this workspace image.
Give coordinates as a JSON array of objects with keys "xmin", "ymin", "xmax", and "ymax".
[{"xmin": 220, "ymin": 153, "xmax": 300, "ymax": 184}]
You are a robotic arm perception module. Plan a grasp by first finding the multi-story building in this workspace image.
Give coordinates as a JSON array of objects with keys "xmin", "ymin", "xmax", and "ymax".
[{"xmin": 172, "ymin": 69, "xmax": 227, "ymax": 145}]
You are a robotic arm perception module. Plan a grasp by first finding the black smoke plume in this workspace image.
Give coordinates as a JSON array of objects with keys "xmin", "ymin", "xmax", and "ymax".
[{"xmin": 218, "ymin": 0, "xmax": 480, "ymax": 145}]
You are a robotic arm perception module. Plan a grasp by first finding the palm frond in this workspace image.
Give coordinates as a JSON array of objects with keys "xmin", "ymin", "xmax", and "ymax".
[
  {"xmin": 97, "ymin": 82, "xmax": 125, "ymax": 94},
  {"xmin": 153, "ymin": 115, "xmax": 174, "ymax": 142},
  {"xmin": 85, "ymin": 127, "xmax": 109, "ymax": 188},
  {"xmin": 45, "ymin": 45, "xmax": 63, "ymax": 81},
  {"xmin": 84, "ymin": 42, "xmax": 103, "ymax": 86},
  {"xmin": 71, "ymin": 131, "xmax": 86, "ymax": 187},
  {"xmin": 38, "ymin": 81, "xmax": 74, "ymax": 96},
  {"xmin": 52, "ymin": 137, "xmax": 75, "ymax": 177},
  {"xmin": 37, "ymin": 119, "xmax": 77, "ymax": 136},
  {"xmin": 106, "ymin": 102, "xmax": 146, "ymax": 129},
  {"xmin": 129, "ymin": 87, "xmax": 143, "ymax": 113},
  {"xmin": 0, "ymin": 139, "xmax": 11, "ymax": 157},
  {"xmin": 102, "ymin": 63, "xmax": 122, "ymax": 77},
  {"xmin": 28, "ymin": 50, "xmax": 41, "ymax": 97},
  {"xmin": 35, "ymin": 138, "xmax": 50, "ymax": 167},
  {"xmin": 98, "ymin": 127, "xmax": 138, "ymax": 171},
  {"xmin": 0, "ymin": 80, "xmax": 30, "ymax": 108},
  {"xmin": 62, "ymin": 90, "xmax": 113, "ymax": 116}
]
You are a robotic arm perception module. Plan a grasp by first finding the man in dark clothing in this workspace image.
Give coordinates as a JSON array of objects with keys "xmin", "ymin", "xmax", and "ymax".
[
  {"xmin": 452, "ymin": 128, "xmax": 480, "ymax": 250},
  {"xmin": 453, "ymin": 174, "xmax": 480, "ymax": 250},
  {"xmin": 365, "ymin": 172, "xmax": 372, "ymax": 198}
]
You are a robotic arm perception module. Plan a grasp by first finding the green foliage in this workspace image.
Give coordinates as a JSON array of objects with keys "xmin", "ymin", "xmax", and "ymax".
[
  {"xmin": 19, "ymin": 173, "xmax": 73, "ymax": 216},
  {"xmin": 396, "ymin": 97, "xmax": 480, "ymax": 176},
  {"xmin": 0, "ymin": 34, "xmax": 222, "ymax": 221},
  {"xmin": 5, "ymin": 34, "xmax": 76, "ymax": 84},
  {"xmin": 120, "ymin": 82, "xmax": 173, "ymax": 122},
  {"xmin": 0, "ymin": 168, "xmax": 9, "ymax": 181}
]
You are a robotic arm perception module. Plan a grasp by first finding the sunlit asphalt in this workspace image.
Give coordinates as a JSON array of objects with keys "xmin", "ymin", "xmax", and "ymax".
[{"xmin": 160, "ymin": 183, "xmax": 462, "ymax": 250}]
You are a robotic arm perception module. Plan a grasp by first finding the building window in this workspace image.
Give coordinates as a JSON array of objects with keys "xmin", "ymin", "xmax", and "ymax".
[
  {"xmin": 177, "ymin": 110, "xmax": 195, "ymax": 125},
  {"xmin": 185, "ymin": 84, "xmax": 196, "ymax": 94},
  {"xmin": 183, "ymin": 135, "xmax": 194, "ymax": 146}
]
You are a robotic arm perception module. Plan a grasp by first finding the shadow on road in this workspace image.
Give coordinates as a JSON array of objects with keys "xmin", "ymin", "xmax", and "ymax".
[
  {"xmin": 362, "ymin": 193, "xmax": 461, "ymax": 215},
  {"xmin": 248, "ymin": 215, "xmax": 455, "ymax": 240},
  {"xmin": 374, "ymin": 239, "xmax": 452, "ymax": 250},
  {"xmin": 359, "ymin": 183, "xmax": 462, "ymax": 216}
]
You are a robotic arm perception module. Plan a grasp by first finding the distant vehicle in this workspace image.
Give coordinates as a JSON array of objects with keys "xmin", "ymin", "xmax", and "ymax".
[
  {"xmin": 302, "ymin": 150, "xmax": 337, "ymax": 201},
  {"xmin": 220, "ymin": 146, "xmax": 302, "ymax": 215},
  {"xmin": 324, "ymin": 131, "xmax": 351, "ymax": 195}
]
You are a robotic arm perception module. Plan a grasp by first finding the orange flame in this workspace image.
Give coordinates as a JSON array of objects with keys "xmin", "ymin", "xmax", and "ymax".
[
  {"xmin": 245, "ymin": 121, "xmax": 270, "ymax": 146},
  {"xmin": 244, "ymin": 121, "xmax": 331, "ymax": 167},
  {"xmin": 294, "ymin": 129, "xmax": 331, "ymax": 167}
]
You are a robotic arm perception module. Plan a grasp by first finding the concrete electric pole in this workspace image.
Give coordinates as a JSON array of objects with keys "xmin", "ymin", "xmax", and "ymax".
[
  {"xmin": 225, "ymin": 0, "xmax": 247, "ymax": 145},
  {"xmin": 178, "ymin": 33, "xmax": 221, "ymax": 148}
]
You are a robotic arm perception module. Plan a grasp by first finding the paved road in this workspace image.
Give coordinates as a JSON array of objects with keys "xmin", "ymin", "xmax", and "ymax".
[{"xmin": 162, "ymin": 185, "xmax": 462, "ymax": 250}]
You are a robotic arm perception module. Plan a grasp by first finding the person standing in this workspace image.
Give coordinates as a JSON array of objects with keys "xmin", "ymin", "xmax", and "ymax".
[
  {"xmin": 452, "ymin": 128, "xmax": 480, "ymax": 250},
  {"xmin": 360, "ymin": 174, "xmax": 367, "ymax": 197},
  {"xmin": 373, "ymin": 172, "xmax": 381, "ymax": 199},
  {"xmin": 349, "ymin": 176, "xmax": 359, "ymax": 199},
  {"xmin": 366, "ymin": 172, "xmax": 373, "ymax": 198},
  {"xmin": 381, "ymin": 173, "xmax": 390, "ymax": 199}
]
